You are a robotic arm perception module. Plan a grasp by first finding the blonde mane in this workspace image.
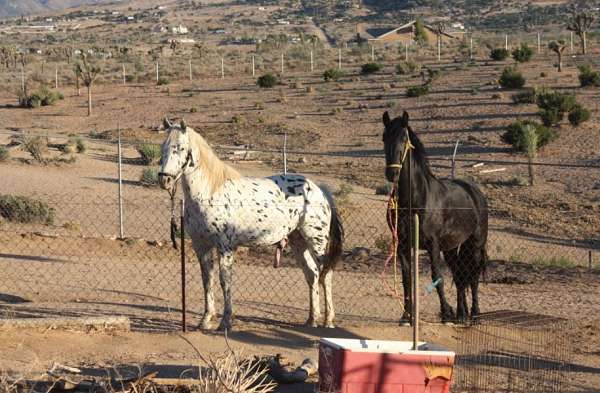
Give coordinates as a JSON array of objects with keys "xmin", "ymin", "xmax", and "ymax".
[{"xmin": 188, "ymin": 127, "xmax": 241, "ymax": 194}]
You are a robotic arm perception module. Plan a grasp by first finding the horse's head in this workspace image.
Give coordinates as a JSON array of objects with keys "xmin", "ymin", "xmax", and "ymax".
[
  {"xmin": 158, "ymin": 117, "xmax": 195, "ymax": 191},
  {"xmin": 382, "ymin": 110, "xmax": 411, "ymax": 183}
]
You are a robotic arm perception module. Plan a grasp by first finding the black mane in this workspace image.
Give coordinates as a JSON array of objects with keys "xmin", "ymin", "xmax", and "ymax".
[{"xmin": 406, "ymin": 125, "xmax": 434, "ymax": 178}]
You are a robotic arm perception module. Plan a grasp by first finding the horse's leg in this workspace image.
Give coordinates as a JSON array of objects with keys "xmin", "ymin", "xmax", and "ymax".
[
  {"xmin": 399, "ymin": 242, "xmax": 412, "ymax": 326},
  {"xmin": 217, "ymin": 248, "xmax": 235, "ymax": 331},
  {"xmin": 289, "ymin": 233, "xmax": 320, "ymax": 327},
  {"xmin": 322, "ymin": 268, "xmax": 334, "ymax": 328},
  {"xmin": 428, "ymin": 241, "xmax": 454, "ymax": 322},
  {"xmin": 470, "ymin": 245, "xmax": 484, "ymax": 319},
  {"xmin": 192, "ymin": 242, "xmax": 217, "ymax": 329}
]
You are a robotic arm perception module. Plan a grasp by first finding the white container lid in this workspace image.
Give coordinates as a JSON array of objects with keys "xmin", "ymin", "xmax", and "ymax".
[{"xmin": 319, "ymin": 338, "xmax": 455, "ymax": 356}]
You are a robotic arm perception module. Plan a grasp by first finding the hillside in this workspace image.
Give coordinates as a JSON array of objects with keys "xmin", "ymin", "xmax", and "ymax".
[{"xmin": 0, "ymin": 0, "xmax": 115, "ymax": 19}]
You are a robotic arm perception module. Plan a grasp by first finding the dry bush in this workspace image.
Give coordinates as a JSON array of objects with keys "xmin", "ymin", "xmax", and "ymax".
[{"xmin": 19, "ymin": 134, "xmax": 48, "ymax": 163}]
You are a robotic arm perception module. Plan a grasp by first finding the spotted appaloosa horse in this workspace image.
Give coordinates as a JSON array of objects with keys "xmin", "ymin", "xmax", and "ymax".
[{"xmin": 158, "ymin": 119, "xmax": 344, "ymax": 331}]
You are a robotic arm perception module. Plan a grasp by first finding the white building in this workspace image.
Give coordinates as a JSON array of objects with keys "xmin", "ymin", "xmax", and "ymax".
[{"xmin": 171, "ymin": 24, "xmax": 189, "ymax": 34}]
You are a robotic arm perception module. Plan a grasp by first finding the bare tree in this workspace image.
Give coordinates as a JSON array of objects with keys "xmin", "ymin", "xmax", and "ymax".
[
  {"xmin": 567, "ymin": 12, "xmax": 596, "ymax": 55},
  {"xmin": 548, "ymin": 40, "xmax": 567, "ymax": 72},
  {"xmin": 73, "ymin": 64, "xmax": 82, "ymax": 96},
  {"xmin": 75, "ymin": 54, "xmax": 101, "ymax": 116}
]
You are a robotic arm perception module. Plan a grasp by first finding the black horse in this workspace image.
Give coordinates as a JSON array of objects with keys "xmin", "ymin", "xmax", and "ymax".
[{"xmin": 382, "ymin": 110, "xmax": 488, "ymax": 323}]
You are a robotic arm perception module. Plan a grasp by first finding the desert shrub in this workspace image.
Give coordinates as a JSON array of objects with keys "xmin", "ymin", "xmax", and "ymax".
[
  {"xmin": 20, "ymin": 85, "xmax": 63, "ymax": 108},
  {"xmin": 140, "ymin": 168, "xmax": 159, "ymax": 186},
  {"xmin": 137, "ymin": 144, "xmax": 162, "ymax": 165},
  {"xmin": 578, "ymin": 64, "xmax": 600, "ymax": 87},
  {"xmin": 406, "ymin": 85, "xmax": 430, "ymax": 97},
  {"xmin": 536, "ymin": 91, "xmax": 577, "ymax": 126},
  {"xmin": 19, "ymin": 134, "xmax": 48, "ymax": 163},
  {"xmin": 0, "ymin": 146, "xmax": 9, "ymax": 162},
  {"xmin": 190, "ymin": 107, "xmax": 198, "ymax": 113},
  {"xmin": 396, "ymin": 60, "xmax": 421, "ymax": 75},
  {"xmin": 361, "ymin": 62, "xmax": 383, "ymax": 75},
  {"xmin": 490, "ymin": 48, "xmax": 509, "ymax": 61},
  {"xmin": 502, "ymin": 120, "xmax": 556, "ymax": 152},
  {"xmin": 568, "ymin": 104, "xmax": 591, "ymax": 126},
  {"xmin": 71, "ymin": 137, "xmax": 86, "ymax": 153},
  {"xmin": 512, "ymin": 43, "xmax": 534, "ymax": 63},
  {"xmin": 511, "ymin": 87, "xmax": 546, "ymax": 104},
  {"xmin": 257, "ymin": 73, "xmax": 278, "ymax": 88},
  {"xmin": 157, "ymin": 76, "xmax": 170, "ymax": 85},
  {"xmin": 538, "ymin": 109, "xmax": 561, "ymax": 127},
  {"xmin": 231, "ymin": 114, "xmax": 246, "ymax": 125},
  {"xmin": 511, "ymin": 89, "xmax": 537, "ymax": 104},
  {"xmin": 375, "ymin": 182, "xmax": 393, "ymax": 195},
  {"xmin": 0, "ymin": 194, "xmax": 55, "ymax": 225},
  {"xmin": 323, "ymin": 68, "xmax": 344, "ymax": 81},
  {"xmin": 499, "ymin": 66, "xmax": 525, "ymax": 89},
  {"xmin": 374, "ymin": 234, "xmax": 392, "ymax": 254}
]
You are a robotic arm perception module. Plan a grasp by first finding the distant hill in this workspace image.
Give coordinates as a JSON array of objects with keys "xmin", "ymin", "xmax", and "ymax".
[{"xmin": 0, "ymin": 0, "xmax": 113, "ymax": 19}]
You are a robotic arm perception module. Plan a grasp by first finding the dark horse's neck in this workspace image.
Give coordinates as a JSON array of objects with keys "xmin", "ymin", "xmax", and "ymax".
[{"xmin": 396, "ymin": 128, "xmax": 438, "ymax": 209}]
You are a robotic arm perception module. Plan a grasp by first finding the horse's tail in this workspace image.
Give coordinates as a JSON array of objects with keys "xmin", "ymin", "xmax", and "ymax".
[{"xmin": 320, "ymin": 184, "xmax": 344, "ymax": 282}]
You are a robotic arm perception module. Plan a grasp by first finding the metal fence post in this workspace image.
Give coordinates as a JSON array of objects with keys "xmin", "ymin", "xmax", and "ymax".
[
  {"xmin": 283, "ymin": 132, "xmax": 287, "ymax": 174},
  {"xmin": 252, "ymin": 54, "xmax": 255, "ymax": 77},
  {"xmin": 181, "ymin": 198, "xmax": 187, "ymax": 332},
  {"xmin": 412, "ymin": 213, "xmax": 420, "ymax": 350},
  {"xmin": 117, "ymin": 127, "xmax": 124, "ymax": 239},
  {"xmin": 122, "ymin": 63, "xmax": 126, "ymax": 85},
  {"xmin": 451, "ymin": 140, "xmax": 459, "ymax": 179}
]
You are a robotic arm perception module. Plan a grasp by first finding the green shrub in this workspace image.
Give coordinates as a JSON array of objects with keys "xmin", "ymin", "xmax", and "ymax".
[
  {"xmin": 490, "ymin": 48, "xmax": 509, "ymax": 61},
  {"xmin": 0, "ymin": 146, "xmax": 9, "ymax": 162},
  {"xmin": 361, "ymin": 62, "xmax": 383, "ymax": 75},
  {"xmin": 568, "ymin": 104, "xmax": 591, "ymax": 126},
  {"xmin": 536, "ymin": 90, "xmax": 577, "ymax": 125},
  {"xmin": 157, "ymin": 76, "xmax": 170, "ymax": 85},
  {"xmin": 257, "ymin": 73, "xmax": 278, "ymax": 88},
  {"xmin": 499, "ymin": 66, "xmax": 525, "ymax": 89},
  {"xmin": 20, "ymin": 86, "xmax": 63, "ymax": 108},
  {"xmin": 538, "ymin": 109, "xmax": 562, "ymax": 127},
  {"xmin": 511, "ymin": 88, "xmax": 538, "ymax": 104},
  {"xmin": 323, "ymin": 68, "xmax": 344, "ymax": 82},
  {"xmin": 396, "ymin": 60, "xmax": 421, "ymax": 75},
  {"xmin": 502, "ymin": 120, "xmax": 556, "ymax": 152},
  {"xmin": 0, "ymin": 194, "xmax": 55, "ymax": 225},
  {"xmin": 512, "ymin": 43, "xmax": 534, "ymax": 63},
  {"xmin": 578, "ymin": 64, "xmax": 600, "ymax": 87},
  {"xmin": 140, "ymin": 168, "xmax": 159, "ymax": 186},
  {"xmin": 406, "ymin": 84, "xmax": 430, "ymax": 97},
  {"xmin": 137, "ymin": 144, "xmax": 162, "ymax": 165}
]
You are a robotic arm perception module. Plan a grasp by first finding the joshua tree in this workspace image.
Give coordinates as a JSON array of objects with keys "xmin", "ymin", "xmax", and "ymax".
[
  {"xmin": 433, "ymin": 22, "xmax": 446, "ymax": 61},
  {"xmin": 413, "ymin": 17, "xmax": 429, "ymax": 46},
  {"xmin": 75, "ymin": 54, "xmax": 101, "ymax": 116},
  {"xmin": 548, "ymin": 40, "xmax": 567, "ymax": 72},
  {"xmin": 73, "ymin": 64, "xmax": 82, "ymax": 96},
  {"xmin": 567, "ymin": 12, "xmax": 596, "ymax": 55}
]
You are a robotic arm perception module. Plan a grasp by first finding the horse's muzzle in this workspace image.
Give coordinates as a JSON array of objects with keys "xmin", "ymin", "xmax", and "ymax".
[
  {"xmin": 385, "ymin": 167, "xmax": 400, "ymax": 183},
  {"xmin": 158, "ymin": 173, "xmax": 174, "ymax": 190}
]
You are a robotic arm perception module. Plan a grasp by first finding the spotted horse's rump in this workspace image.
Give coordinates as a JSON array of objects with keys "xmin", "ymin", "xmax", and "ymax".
[{"xmin": 158, "ymin": 118, "xmax": 344, "ymax": 331}]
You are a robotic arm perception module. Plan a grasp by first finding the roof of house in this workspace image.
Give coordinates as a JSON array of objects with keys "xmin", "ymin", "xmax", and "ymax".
[{"xmin": 364, "ymin": 20, "xmax": 459, "ymax": 41}]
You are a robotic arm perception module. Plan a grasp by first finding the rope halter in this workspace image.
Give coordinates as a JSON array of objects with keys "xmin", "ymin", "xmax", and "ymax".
[{"xmin": 386, "ymin": 128, "xmax": 415, "ymax": 171}]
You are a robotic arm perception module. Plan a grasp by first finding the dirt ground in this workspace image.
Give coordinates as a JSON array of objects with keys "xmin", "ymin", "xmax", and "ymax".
[{"xmin": 1, "ymin": 44, "xmax": 599, "ymax": 392}]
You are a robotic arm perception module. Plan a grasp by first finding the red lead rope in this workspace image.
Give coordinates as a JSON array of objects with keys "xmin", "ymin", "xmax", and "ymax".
[{"xmin": 381, "ymin": 185, "xmax": 404, "ymax": 308}]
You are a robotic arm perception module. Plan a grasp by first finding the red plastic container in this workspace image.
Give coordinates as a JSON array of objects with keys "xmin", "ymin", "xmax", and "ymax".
[{"xmin": 318, "ymin": 338, "xmax": 455, "ymax": 393}]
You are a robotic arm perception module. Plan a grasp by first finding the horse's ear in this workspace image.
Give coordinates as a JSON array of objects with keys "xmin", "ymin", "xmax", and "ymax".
[
  {"xmin": 180, "ymin": 119, "xmax": 187, "ymax": 132},
  {"xmin": 382, "ymin": 111, "xmax": 391, "ymax": 128},
  {"xmin": 163, "ymin": 117, "xmax": 172, "ymax": 129},
  {"xmin": 402, "ymin": 111, "xmax": 409, "ymax": 126}
]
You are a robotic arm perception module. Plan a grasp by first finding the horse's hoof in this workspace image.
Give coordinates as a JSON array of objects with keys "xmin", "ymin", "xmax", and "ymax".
[
  {"xmin": 305, "ymin": 319, "xmax": 318, "ymax": 328},
  {"xmin": 200, "ymin": 316, "xmax": 215, "ymax": 330},
  {"xmin": 398, "ymin": 319, "xmax": 410, "ymax": 326},
  {"xmin": 323, "ymin": 321, "xmax": 335, "ymax": 329},
  {"xmin": 217, "ymin": 319, "xmax": 233, "ymax": 332}
]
